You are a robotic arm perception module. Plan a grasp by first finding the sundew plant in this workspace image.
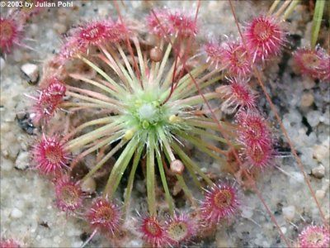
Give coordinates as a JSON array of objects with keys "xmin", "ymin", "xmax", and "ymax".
[{"xmin": 0, "ymin": 0, "xmax": 329, "ymax": 247}]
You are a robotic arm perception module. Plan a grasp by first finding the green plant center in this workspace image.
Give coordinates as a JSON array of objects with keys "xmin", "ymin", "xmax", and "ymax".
[
  {"xmin": 138, "ymin": 102, "xmax": 160, "ymax": 129},
  {"xmin": 127, "ymin": 90, "xmax": 172, "ymax": 132}
]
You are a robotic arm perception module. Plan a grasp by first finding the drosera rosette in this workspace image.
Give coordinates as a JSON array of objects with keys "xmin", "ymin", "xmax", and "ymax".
[
  {"xmin": 56, "ymin": 18, "xmax": 128, "ymax": 64},
  {"xmin": 221, "ymin": 40, "xmax": 253, "ymax": 77},
  {"xmin": 200, "ymin": 181, "xmax": 241, "ymax": 225},
  {"xmin": 147, "ymin": 8, "xmax": 170, "ymax": 38},
  {"xmin": 235, "ymin": 110, "xmax": 275, "ymax": 170},
  {"xmin": 70, "ymin": 18, "xmax": 127, "ymax": 49},
  {"xmin": 165, "ymin": 213, "xmax": 197, "ymax": 245},
  {"xmin": 293, "ymin": 46, "xmax": 330, "ymax": 82},
  {"xmin": 54, "ymin": 175, "xmax": 84, "ymax": 214},
  {"xmin": 32, "ymin": 134, "xmax": 69, "ymax": 174},
  {"xmin": 86, "ymin": 198, "xmax": 122, "ymax": 235},
  {"xmin": 202, "ymin": 13, "xmax": 287, "ymax": 78},
  {"xmin": 215, "ymin": 77, "xmax": 257, "ymax": 114},
  {"xmin": 0, "ymin": 11, "xmax": 25, "ymax": 55},
  {"xmin": 166, "ymin": 9, "xmax": 198, "ymax": 39},
  {"xmin": 27, "ymin": 5, "xmax": 284, "ymax": 247},
  {"xmin": 146, "ymin": 7, "xmax": 199, "ymax": 67},
  {"xmin": 29, "ymin": 77, "xmax": 67, "ymax": 124},
  {"xmin": 297, "ymin": 225, "xmax": 330, "ymax": 248},
  {"xmin": 243, "ymin": 15, "xmax": 286, "ymax": 62},
  {"xmin": 203, "ymin": 41, "xmax": 225, "ymax": 70},
  {"xmin": 147, "ymin": 8, "xmax": 198, "ymax": 40},
  {"xmin": 236, "ymin": 110, "xmax": 273, "ymax": 151},
  {"xmin": 243, "ymin": 142, "xmax": 274, "ymax": 170},
  {"xmin": 139, "ymin": 215, "xmax": 169, "ymax": 248},
  {"xmin": 81, "ymin": 197, "xmax": 123, "ymax": 247}
]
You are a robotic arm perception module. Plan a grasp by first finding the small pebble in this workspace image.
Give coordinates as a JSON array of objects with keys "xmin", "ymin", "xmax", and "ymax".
[
  {"xmin": 17, "ymin": 113, "xmax": 36, "ymax": 135},
  {"xmin": 313, "ymin": 144, "xmax": 329, "ymax": 162},
  {"xmin": 53, "ymin": 23, "xmax": 67, "ymax": 34},
  {"xmin": 282, "ymin": 205, "xmax": 295, "ymax": 221},
  {"xmin": 29, "ymin": 24, "xmax": 39, "ymax": 36},
  {"xmin": 320, "ymin": 110, "xmax": 330, "ymax": 125},
  {"xmin": 150, "ymin": 47, "xmax": 163, "ymax": 62},
  {"xmin": 290, "ymin": 172, "xmax": 304, "ymax": 184},
  {"xmin": 306, "ymin": 110, "xmax": 320, "ymax": 127},
  {"xmin": 0, "ymin": 56, "xmax": 5, "ymax": 71},
  {"xmin": 72, "ymin": 242, "xmax": 84, "ymax": 248},
  {"xmin": 262, "ymin": 241, "xmax": 270, "ymax": 247},
  {"xmin": 21, "ymin": 63, "xmax": 39, "ymax": 85},
  {"xmin": 125, "ymin": 240, "xmax": 143, "ymax": 248},
  {"xmin": 10, "ymin": 208, "xmax": 23, "ymax": 219},
  {"xmin": 15, "ymin": 152, "xmax": 30, "ymax": 170},
  {"xmin": 315, "ymin": 189, "xmax": 326, "ymax": 201},
  {"xmin": 1, "ymin": 157, "xmax": 14, "ymax": 171},
  {"xmin": 170, "ymin": 159, "xmax": 184, "ymax": 175},
  {"xmin": 311, "ymin": 164, "xmax": 325, "ymax": 179},
  {"xmin": 58, "ymin": 9, "xmax": 69, "ymax": 23},
  {"xmin": 0, "ymin": 123, "xmax": 11, "ymax": 133},
  {"xmin": 321, "ymin": 179, "xmax": 330, "ymax": 191},
  {"xmin": 300, "ymin": 93, "xmax": 314, "ymax": 107},
  {"xmin": 13, "ymin": 50, "xmax": 23, "ymax": 62},
  {"xmin": 53, "ymin": 236, "xmax": 61, "ymax": 243},
  {"xmin": 98, "ymin": 7, "xmax": 108, "ymax": 17},
  {"xmin": 302, "ymin": 77, "xmax": 315, "ymax": 89},
  {"xmin": 241, "ymin": 207, "xmax": 253, "ymax": 219},
  {"xmin": 216, "ymin": 231, "xmax": 230, "ymax": 247}
]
